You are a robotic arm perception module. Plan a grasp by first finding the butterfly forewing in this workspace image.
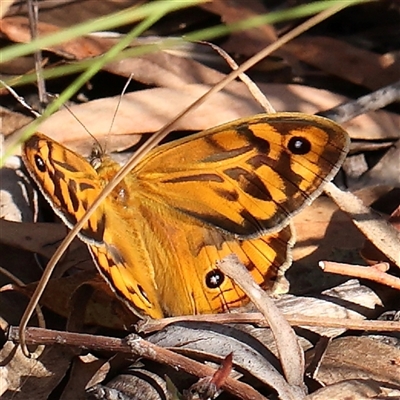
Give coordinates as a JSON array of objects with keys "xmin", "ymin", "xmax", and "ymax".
[
  {"xmin": 133, "ymin": 113, "xmax": 349, "ymax": 238},
  {"xmin": 22, "ymin": 133, "xmax": 111, "ymax": 244},
  {"xmin": 23, "ymin": 133, "xmax": 164, "ymax": 318}
]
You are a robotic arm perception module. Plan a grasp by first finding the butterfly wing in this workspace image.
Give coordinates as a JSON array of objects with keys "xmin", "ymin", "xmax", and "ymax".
[
  {"xmin": 23, "ymin": 112, "xmax": 349, "ymax": 319},
  {"xmin": 92, "ymin": 193, "xmax": 294, "ymax": 317},
  {"xmin": 22, "ymin": 133, "xmax": 163, "ymax": 319},
  {"xmin": 137, "ymin": 203, "xmax": 295, "ymax": 316},
  {"xmin": 132, "ymin": 112, "xmax": 349, "ymax": 238},
  {"xmin": 111, "ymin": 112, "xmax": 348, "ymax": 316},
  {"xmin": 22, "ymin": 133, "xmax": 108, "ymax": 243}
]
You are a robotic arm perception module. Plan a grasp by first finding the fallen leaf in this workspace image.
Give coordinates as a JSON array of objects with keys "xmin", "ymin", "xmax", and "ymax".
[{"xmin": 285, "ymin": 36, "xmax": 400, "ymax": 91}]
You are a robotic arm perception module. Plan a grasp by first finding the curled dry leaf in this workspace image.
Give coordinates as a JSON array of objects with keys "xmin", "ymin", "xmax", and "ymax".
[
  {"xmin": 217, "ymin": 254, "xmax": 305, "ymax": 397},
  {"xmin": 306, "ymin": 336, "xmax": 400, "ymax": 387},
  {"xmin": 0, "ymin": 339, "xmax": 76, "ymax": 400}
]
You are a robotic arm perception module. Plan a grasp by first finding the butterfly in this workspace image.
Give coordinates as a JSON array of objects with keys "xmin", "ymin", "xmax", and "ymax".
[{"xmin": 22, "ymin": 112, "xmax": 350, "ymax": 319}]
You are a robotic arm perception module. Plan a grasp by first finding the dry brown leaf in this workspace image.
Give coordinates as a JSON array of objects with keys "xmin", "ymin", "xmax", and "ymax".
[
  {"xmin": 1, "ymin": 106, "xmax": 34, "ymax": 136},
  {"xmin": 308, "ymin": 336, "xmax": 400, "ymax": 386},
  {"xmin": 0, "ymin": 339, "xmax": 76, "ymax": 400},
  {"xmin": 306, "ymin": 379, "xmax": 384, "ymax": 400},
  {"xmin": 0, "ymin": 19, "xmax": 236, "ymax": 88},
  {"xmin": 0, "ymin": 0, "xmax": 14, "ymax": 19},
  {"xmin": 20, "ymin": 271, "xmax": 135, "ymax": 330},
  {"xmin": 0, "ymin": 219, "xmax": 78, "ymax": 259},
  {"xmin": 4, "ymin": 0, "xmax": 140, "ymax": 27},
  {"xmin": 285, "ymin": 36, "xmax": 400, "ymax": 91},
  {"xmin": 201, "ymin": 0, "xmax": 277, "ymax": 55},
  {"xmin": 0, "ymin": 16, "xmax": 114, "ymax": 60},
  {"xmin": 26, "ymin": 84, "xmax": 263, "ymax": 154},
  {"xmin": 0, "ymin": 219, "xmax": 94, "ymax": 282},
  {"xmin": 0, "ymin": 161, "xmax": 35, "ymax": 223},
  {"xmin": 60, "ymin": 355, "xmax": 108, "ymax": 400},
  {"xmin": 103, "ymin": 50, "xmax": 228, "ymax": 88},
  {"xmin": 0, "ymin": 222, "xmax": 135, "ymax": 330},
  {"xmin": 1, "ymin": 11, "xmax": 216, "ymax": 71},
  {"xmin": 259, "ymin": 84, "xmax": 400, "ymax": 141},
  {"xmin": 354, "ymin": 138, "xmax": 400, "ymax": 188}
]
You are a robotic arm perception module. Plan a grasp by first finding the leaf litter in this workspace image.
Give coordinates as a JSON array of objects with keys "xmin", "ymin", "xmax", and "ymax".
[{"xmin": 1, "ymin": 1, "xmax": 400, "ymax": 399}]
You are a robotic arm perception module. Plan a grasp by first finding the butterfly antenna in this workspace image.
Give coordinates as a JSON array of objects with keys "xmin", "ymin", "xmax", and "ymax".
[
  {"xmin": 104, "ymin": 73, "xmax": 134, "ymax": 154},
  {"xmin": 57, "ymin": 93, "xmax": 104, "ymax": 155}
]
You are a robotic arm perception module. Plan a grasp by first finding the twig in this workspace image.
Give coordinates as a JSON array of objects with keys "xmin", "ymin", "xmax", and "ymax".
[
  {"xmin": 27, "ymin": 0, "xmax": 48, "ymax": 108},
  {"xmin": 0, "ymin": 79, "xmax": 41, "ymax": 118},
  {"xmin": 204, "ymin": 41, "xmax": 275, "ymax": 113},
  {"xmin": 217, "ymin": 255, "xmax": 306, "ymax": 399},
  {"xmin": 7, "ymin": 326, "xmax": 267, "ymax": 400},
  {"xmin": 320, "ymin": 261, "xmax": 400, "ymax": 290},
  {"xmin": 319, "ymin": 79, "xmax": 400, "ymax": 123},
  {"xmin": 138, "ymin": 313, "xmax": 400, "ymax": 335}
]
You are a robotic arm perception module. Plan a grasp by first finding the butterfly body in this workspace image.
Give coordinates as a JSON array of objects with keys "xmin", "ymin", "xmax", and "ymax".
[{"xmin": 22, "ymin": 112, "xmax": 349, "ymax": 319}]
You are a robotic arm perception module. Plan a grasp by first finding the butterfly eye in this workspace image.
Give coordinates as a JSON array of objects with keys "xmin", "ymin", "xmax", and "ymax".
[
  {"xmin": 288, "ymin": 136, "xmax": 311, "ymax": 155},
  {"xmin": 34, "ymin": 154, "xmax": 47, "ymax": 172},
  {"xmin": 205, "ymin": 269, "xmax": 225, "ymax": 289}
]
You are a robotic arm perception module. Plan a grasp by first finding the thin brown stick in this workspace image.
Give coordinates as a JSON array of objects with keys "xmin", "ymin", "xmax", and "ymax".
[
  {"xmin": 137, "ymin": 313, "xmax": 400, "ymax": 335},
  {"xmin": 319, "ymin": 79, "xmax": 400, "ymax": 122},
  {"xmin": 0, "ymin": 79, "xmax": 41, "ymax": 118},
  {"xmin": 27, "ymin": 0, "xmax": 47, "ymax": 108},
  {"xmin": 8, "ymin": 327, "xmax": 267, "ymax": 400},
  {"xmin": 204, "ymin": 41, "xmax": 275, "ymax": 113},
  {"xmin": 217, "ymin": 255, "xmax": 305, "ymax": 398},
  {"xmin": 320, "ymin": 261, "xmax": 400, "ymax": 290}
]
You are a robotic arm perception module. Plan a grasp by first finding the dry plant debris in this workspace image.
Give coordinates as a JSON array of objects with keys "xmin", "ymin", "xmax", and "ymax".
[{"xmin": 1, "ymin": 1, "xmax": 400, "ymax": 399}]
